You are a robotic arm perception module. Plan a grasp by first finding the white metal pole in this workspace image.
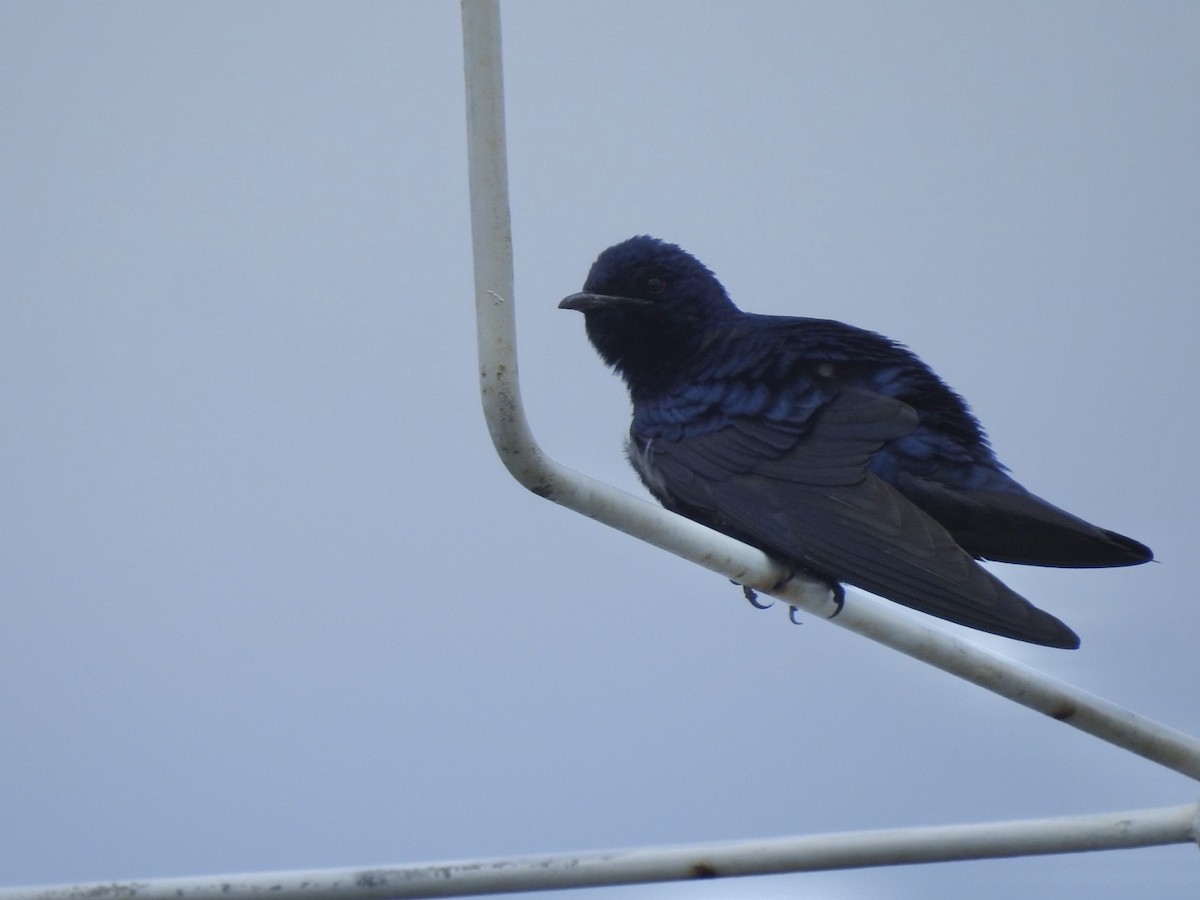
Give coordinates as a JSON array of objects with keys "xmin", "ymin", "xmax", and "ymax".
[
  {"xmin": 461, "ymin": 0, "xmax": 1200, "ymax": 783},
  {"xmin": 1, "ymin": 803, "xmax": 1195, "ymax": 900},
  {"xmin": 462, "ymin": 0, "xmax": 830, "ymax": 612}
]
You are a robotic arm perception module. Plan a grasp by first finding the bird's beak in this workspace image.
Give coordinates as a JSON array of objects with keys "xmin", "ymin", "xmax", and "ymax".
[{"xmin": 558, "ymin": 291, "xmax": 648, "ymax": 312}]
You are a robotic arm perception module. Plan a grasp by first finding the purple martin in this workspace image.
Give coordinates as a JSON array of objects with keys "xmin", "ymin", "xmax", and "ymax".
[{"xmin": 560, "ymin": 236, "xmax": 1152, "ymax": 649}]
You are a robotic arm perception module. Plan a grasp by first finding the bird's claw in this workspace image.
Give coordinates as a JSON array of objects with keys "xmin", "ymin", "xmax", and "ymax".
[
  {"xmin": 782, "ymin": 572, "xmax": 844, "ymax": 625},
  {"xmin": 828, "ymin": 583, "xmax": 846, "ymax": 618},
  {"xmin": 736, "ymin": 581, "xmax": 774, "ymax": 610}
]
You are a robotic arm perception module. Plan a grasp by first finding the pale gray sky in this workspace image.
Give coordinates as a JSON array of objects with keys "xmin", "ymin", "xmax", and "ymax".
[{"xmin": 3, "ymin": 3, "xmax": 1198, "ymax": 898}]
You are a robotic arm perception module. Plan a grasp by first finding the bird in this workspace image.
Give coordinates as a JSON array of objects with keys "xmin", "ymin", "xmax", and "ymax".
[{"xmin": 559, "ymin": 235, "xmax": 1152, "ymax": 649}]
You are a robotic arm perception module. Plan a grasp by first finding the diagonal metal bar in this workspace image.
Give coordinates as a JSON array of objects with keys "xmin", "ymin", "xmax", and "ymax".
[
  {"xmin": 0, "ymin": 803, "xmax": 1195, "ymax": 900},
  {"xmin": 462, "ymin": 0, "xmax": 1200, "ymax": 783}
]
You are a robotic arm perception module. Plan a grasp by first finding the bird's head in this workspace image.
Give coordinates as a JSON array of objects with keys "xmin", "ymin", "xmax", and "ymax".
[{"xmin": 559, "ymin": 236, "xmax": 737, "ymax": 393}]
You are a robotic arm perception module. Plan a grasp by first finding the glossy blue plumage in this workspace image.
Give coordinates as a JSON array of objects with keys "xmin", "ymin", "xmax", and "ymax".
[{"xmin": 560, "ymin": 236, "xmax": 1152, "ymax": 648}]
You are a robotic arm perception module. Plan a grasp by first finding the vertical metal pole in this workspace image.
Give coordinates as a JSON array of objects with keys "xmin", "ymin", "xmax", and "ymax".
[
  {"xmin": 460, "ymin": 0, "xmax": 831, "ymax": 602},
  {"xmin": 462, "ymin": 0, "xmax": 544, "ymax": 485}
]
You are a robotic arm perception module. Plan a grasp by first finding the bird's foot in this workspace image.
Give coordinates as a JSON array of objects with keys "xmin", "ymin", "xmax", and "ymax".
[
  {"xmin": 773, "ymin": 569, "xmax": 843, "ymax": 623},
  {"xmin": 770, "ymin": 565, "xmax": 799, "ymax": 592}
]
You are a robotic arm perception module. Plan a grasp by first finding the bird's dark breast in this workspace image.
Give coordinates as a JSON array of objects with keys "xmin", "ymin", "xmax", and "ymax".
[{"xmin": 585, "ymin": 306, "xmax": 716, "ymax": 396}]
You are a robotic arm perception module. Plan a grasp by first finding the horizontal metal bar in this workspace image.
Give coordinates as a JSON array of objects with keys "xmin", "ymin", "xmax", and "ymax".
[
  {"xmin": 3, "ymin": 803, "xmax": 1195, "ymax": 900},
  {"xmin": 461, "ymin": 0, "xmax": 1200, "ymax": 784}
]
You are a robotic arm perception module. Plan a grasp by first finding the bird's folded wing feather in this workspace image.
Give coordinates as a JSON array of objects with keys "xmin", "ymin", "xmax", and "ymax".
[
  {"xmin": 639, "ymin": 386, "xmax": 1079, "ymax": 647},
  {"xmin": 892, "ymin": 470, "xmax": 1153, "ymax": 568}
]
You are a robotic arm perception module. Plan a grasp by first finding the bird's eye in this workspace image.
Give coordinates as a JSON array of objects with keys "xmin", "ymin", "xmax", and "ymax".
[{"xmin": 644, "ymin": 276, "xmax": 666, "ymax": 295}]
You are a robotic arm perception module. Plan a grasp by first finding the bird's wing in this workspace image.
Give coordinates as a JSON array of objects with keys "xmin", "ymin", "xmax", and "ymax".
[
  {"xmin": 636, "ymin": 386, "xmax": 1079, "ymax": 648},
  {"xmin": 890, "ymin": 471, "xmax": 1153, "ymax": 568}
]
